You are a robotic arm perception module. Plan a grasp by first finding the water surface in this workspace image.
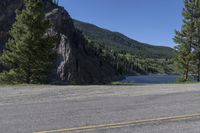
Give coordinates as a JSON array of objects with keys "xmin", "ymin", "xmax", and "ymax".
[{"xmin": 121, "ymin": 75, "xmax": 179, "ymax": 84}]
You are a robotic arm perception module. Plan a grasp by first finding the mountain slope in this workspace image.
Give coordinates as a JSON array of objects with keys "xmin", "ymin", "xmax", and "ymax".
[{"xmin": 74, "ymin": 20, "xmax": 175, "ymax": 59}]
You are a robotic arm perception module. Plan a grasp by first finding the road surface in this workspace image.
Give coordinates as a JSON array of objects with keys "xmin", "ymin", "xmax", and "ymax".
[{"xmin": 0, "ymin": 84, "xmax": 200, "ymax": 133}]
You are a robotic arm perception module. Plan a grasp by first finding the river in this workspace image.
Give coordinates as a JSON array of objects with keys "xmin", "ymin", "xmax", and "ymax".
[{"xmin": 120, "ymin": 75, "xmax": 179, "ymax": 84}]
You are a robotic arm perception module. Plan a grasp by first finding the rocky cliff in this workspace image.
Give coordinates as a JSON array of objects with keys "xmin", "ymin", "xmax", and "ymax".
[{"xmin": 0, "ymin": 0, "xmax": 120, "ymax": 84}]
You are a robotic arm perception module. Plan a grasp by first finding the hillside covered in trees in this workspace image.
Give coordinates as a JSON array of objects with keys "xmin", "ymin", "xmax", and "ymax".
[
  {"xmin": 74, "ymin": 20, "xmax": 175, "ymax": 59},
  {"xmin": 74, "ymin": 20, "xmax": 176, "ymax": 75}
]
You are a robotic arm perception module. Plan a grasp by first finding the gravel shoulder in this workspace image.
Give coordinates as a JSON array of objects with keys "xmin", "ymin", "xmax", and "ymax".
[{"xmin": 0, "ymin": 84, "xmax": 200, "ymax": 105}]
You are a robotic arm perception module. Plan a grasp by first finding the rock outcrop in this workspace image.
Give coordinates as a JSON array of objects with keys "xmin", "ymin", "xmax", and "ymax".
[{"xmin": 0, "ymin": 0, "xmax": 120, "ymax": 84}]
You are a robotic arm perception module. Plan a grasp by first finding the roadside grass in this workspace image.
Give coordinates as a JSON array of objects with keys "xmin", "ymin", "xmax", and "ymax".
[
  {"xmin": 175, "ymin": 77, "xmax": 200, "ymax": 84},
  {"xmin": 176, "ymin": 81, "xmax": 200, "ymax": 84},
  {"xmin": 111, "ymin": 81, "xmax": 135, "ymax": 85},
  {"xmin": 0, "ymin": 83, "xmax": 50, "ymax": 88},
  {"xmin": 0, "ymin": 80, "xmax": 199, "ymax": 87}
]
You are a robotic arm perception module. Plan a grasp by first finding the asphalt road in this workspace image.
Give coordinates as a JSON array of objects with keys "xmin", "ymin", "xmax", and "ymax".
[{"xmin": 0, "ymin": 84, "xmax": 200, "ymax": 133}]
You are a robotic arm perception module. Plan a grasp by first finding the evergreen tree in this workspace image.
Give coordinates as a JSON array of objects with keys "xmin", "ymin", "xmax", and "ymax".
[
  {"xmin": 193, "ymin": 0, "xmax": 200, "ymax": 81},
  {"xmin": 174, "ymin": 0, "xmax": 197, "ymax": 81},
  {"xmin": 0, "ymin": 0, "xmax": 55, "ymax": 84}
]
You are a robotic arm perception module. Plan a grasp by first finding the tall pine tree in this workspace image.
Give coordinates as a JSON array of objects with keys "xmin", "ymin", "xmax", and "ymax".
[
  {"xmin": 193, "ymin": 0, "xmax": 200, "ymax": 81},
  {"xmin": 0, "ymin": 0, "xmax": 55, "ymax": 84},
  {"xmin": 174, "ymin": 0, "xmax": 197, "ymax": 81}
]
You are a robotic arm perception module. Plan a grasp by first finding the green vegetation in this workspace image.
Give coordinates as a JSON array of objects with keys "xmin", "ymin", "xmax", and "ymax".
[
  {"xmin": 174, "ymin": 0, "xmax": 200, "ymax": 82},
  {"xmin": 0, "ymin": 0, "xmax": 55, "ymax": 84},
  {"xmin": 74, "ymin": 20, "xmax": 175, "ymax": 59},
  {"xmin": 86, "ymin": 38, "xmax": 175, "ymax": 75},
  {"xmin": 74, "ymin": 20, "xmax": 176, "ymax": 75},
  {"xmin": 111, "ymin": 81, "xmax": 135, "ymax": 85}
]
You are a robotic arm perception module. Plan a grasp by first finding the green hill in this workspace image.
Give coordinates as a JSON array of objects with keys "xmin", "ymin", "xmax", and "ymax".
[
  {"xmin": 74, "ymin": 20, "xmax": 175, "ymax": 59},
  {"xmin": 73, "ymin": 20, "xmax": 176, "ymax": 74}
]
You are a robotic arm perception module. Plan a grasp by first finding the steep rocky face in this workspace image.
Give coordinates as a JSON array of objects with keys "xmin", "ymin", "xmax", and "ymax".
[
  {"xmin": 0, "ymin": 0, "xmax": 120, "ymax": 84},
  {"xmin": 46, "ymin": 8, "xmax": 119, "ymax": 84}
]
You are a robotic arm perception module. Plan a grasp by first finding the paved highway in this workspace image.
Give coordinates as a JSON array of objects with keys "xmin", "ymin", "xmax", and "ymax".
[{"xmin": 0, "ymin": 84, "xmax": 200, "ymax": 133}]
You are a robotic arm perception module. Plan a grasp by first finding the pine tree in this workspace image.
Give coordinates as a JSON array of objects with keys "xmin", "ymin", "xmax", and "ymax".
[
  {"xmin": 0, "ymin": 0, "xmax": 55, "ymax": 84},
  {"xmin": 192, "ymin": 0, "xmax": 200, "ymax": 81},
  {"xmin": 174, "ymin": 0, "xmax": 197, "ymax": 81}
]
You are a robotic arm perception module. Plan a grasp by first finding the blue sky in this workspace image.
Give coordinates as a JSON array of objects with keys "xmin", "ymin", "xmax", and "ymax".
[{"xmin": 59, "ymin": 0, "xmax": 183, "ymax": 47}]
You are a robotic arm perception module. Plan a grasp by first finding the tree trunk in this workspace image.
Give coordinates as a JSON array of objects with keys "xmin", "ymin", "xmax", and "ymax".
[
  {"xmin": 184, "ymin": 62, "xmax": 189, "ymax": 81},
  {"xmin": 26, "ymin": 61, "xmax": 31, "ymax": 84}
]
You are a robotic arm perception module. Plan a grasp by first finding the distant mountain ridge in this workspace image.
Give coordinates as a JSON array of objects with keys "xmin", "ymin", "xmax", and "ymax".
[{"xmin": 74, "ymin": 20, "xmax": 175, "ymax": 59}]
